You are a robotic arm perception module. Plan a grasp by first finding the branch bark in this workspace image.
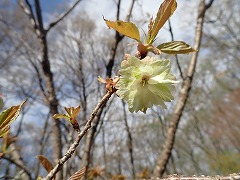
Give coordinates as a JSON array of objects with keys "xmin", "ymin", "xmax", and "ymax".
[
  {"xmin": 153, "ymin": 0, "xmax": 215, "ymax": 177},
  {"xmin": 167, "ymin": 19, "xmax": 183, "ymax": 79},
  {"xmin": 43, "ymin": 91, "xmax": 114, "ymax": 180},
  {"xmin": 122, "ymin": 100, "xmax": 135, "ymax": 178},
  {"xmin": 18, "ymin": 0, "xmax": 41, "ymax": 37},
  {"xmin": 3, "ymin": 144, "xmax": 33, "ymax": 180}
]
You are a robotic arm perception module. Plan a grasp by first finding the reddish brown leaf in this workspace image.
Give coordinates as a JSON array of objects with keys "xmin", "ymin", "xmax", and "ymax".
[
  {"xmin": 36, "ymin": 155, "xmax": 54, "ymax": 173},
  {"xmin": 69, "ymin": 166, "xmax": 86, "ymax": 180},
  {"xmin": 147, "ymin": 0, "xmax": 177, "ymax": 44}
]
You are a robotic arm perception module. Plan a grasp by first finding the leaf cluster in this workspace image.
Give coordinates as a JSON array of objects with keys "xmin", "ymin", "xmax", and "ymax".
[{"xmin": 104, "ymin": 0, "xmax": 196, "ymax": 59}]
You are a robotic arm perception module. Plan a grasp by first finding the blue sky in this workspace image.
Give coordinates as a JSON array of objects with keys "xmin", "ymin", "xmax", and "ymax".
[{"xmin": 37, "ymin": 0, "xmax": 198, "ymax": 43}]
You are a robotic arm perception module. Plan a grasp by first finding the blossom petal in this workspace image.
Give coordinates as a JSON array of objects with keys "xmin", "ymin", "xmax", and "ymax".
[{"xmin": 117, "ymin": 56, "xmax": 179, "ymax": 113}]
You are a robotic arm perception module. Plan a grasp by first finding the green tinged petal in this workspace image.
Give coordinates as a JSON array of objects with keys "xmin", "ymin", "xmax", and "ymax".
[{"xmin": 117, "ymin": 56, "xmax": 179, "ymax": 113}]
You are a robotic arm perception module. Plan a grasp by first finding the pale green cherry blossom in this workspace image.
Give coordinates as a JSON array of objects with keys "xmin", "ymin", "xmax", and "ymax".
[{"xmin": 117, "ymin": 56, "xmax": 179, "ymax": 113}]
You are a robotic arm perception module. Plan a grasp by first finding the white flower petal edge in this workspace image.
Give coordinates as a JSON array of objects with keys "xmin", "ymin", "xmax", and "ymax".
[{"xmin": 117, "ymin": 56, "xmax": 179, "ymax": 113}]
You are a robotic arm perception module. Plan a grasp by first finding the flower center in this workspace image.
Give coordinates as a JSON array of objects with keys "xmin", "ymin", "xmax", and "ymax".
[{"xmin": 141, "ymin": 75, "xmax": 150, "ymax": 86}]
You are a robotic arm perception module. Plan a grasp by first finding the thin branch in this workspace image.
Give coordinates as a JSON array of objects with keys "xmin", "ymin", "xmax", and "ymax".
[
  {"xmin": 3, "ymin": 155, "xmax": 33, "ymax": 180},
  {"xmin": 116, "ymin": 0, "xmax": 122, "ymax": 20},
  {"xmin": 19, "ymin": 37, "xmax": 48, "ymax": 98},
  {"xmin": 43, "ymin": 91, "xmax": 114, "ymax": 180},
  {"xmin": 25, "ymin": 0, "xmax": 37, "ymax": 23},
  {"xmin": 205, "ymin": 0, "xmax": 215, "ymax": 10},
  {"xmin": 106, "ymin": 0, "xmax": 124, "ymax": 77},
  {"xmin": 122, "ymin": 100, "xmax": 135, "ymax": 178},
  {"xmin": 18, "ymin": 0, "xmax": 41, "ymax": 37},
  {"xmin": 35, "ymin": 112, "xmax": 51, "ymax": 178},
  {"xmin": 167, "ymin": 19, "xmax": 183, "ymax": 79},
  {"xmin": 28, "ymin": 58, "xmax": 47, "ymax": 98},
  {"xmin": 34, "ymin": 0, "xmax": 44, "ymax": 33},
  {"xmin": 126, "ymin": 0, "xmax": 136, "ymax": 22},
  {"xmin": 46, "ymin": 0, "xmax": 82, "ymax": 32}
]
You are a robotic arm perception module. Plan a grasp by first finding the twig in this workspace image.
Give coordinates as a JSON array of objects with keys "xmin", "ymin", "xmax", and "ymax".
[
  {"xmin": 126, "ymin": 0, "xmax": 136, "ymax": 22},
  {"xmin": 18, "ymin": 0, "xmax": 41, "ymax": 37},
  {"xmin": 46, "ymin": 0, "xmax": 83, "ymax": 32},
  {"xmin": 3, "ymin": 156, "xmax": 33, "ymax": 180},
  {"xmin": 43, "ymin": 91, "xmax": 114, "ymax": 180},
  {"xmin": 205, "ymin": 0, "xmax": 215, "ymax": 10},
  {"xmin": 167, "ymin": 19, "xmax": 183, "ymax": 79},
  {"xmin": 122, "ymin": 100, "xmax": 135, "ymax": 178}
]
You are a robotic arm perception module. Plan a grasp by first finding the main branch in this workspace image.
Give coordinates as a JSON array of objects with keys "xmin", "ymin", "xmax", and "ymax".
[{"xmin": 43, "ymin": 91, "xmax": 114, "ymax": 180}]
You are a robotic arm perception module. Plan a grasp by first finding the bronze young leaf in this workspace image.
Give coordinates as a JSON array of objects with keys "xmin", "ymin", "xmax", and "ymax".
[
  {"xmin": 53, "ymin": 106, "xmax": 80, "ymax": 132},
  {"xmin": 36, "ymin": 155, "xmax": 54, "ymax": 173},
  {"xmin": 69, "ymin": 166, "xmax": 86, "ymax": 180},
  {"xmin": 147, "ymin": 0, "xmax": 177, "ymax": 44}
]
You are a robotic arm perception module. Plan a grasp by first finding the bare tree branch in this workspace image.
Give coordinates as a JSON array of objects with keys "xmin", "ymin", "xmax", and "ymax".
[
  {"xmin": 106, "ymin": 0, "xmax": 124, "ymax": 77},
  {"xmin": 43, "ymin": 91, "xmax": 114, "ymax": 180},
  {"xmin": 34, "ymin": 0, "xmax": 44, "ymax": 33},
  {"xmin": 122, "ymin": 100, "xmax": 135, "ymax": 178},
  {"xmin": 126, "ymin": 0, "xmax": 136, "ymax": 22},
  {"xmin": 18, "ymin": 0, "xmax": 41, "ymax": 37},
  {"xmin": 3, "ymin": 144, "xmax": 33, "ymax": 180},
  {"xmin": 35, "ymin": 112, "xmax": 51, "ymax": 178},
  {"xmin": 167, "ymin": 19, "xmax": 183, "ymax": 79},
  {"xmin": 205, "ymin": 0, "xmax": 215, "ymax": 10},
  {"xmin": 153, "ymin": 0, "xmax": 215, "ymax": 177},
  {"xmin": 3, "ymin": 156, "xmax": 32, "ymax": 180},
  {"xmin": 46, "ymin": 0, "xmax": 83, "ymax": 32}
]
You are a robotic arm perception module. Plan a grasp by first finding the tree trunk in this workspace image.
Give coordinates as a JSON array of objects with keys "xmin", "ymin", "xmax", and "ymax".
[
  {"xmin": 153, "ymin": 0, "xmax": 214, "ymax": 177},
  {"xmin": 40, "ymin": 34, "xmax": 63, "ymax": 162}
]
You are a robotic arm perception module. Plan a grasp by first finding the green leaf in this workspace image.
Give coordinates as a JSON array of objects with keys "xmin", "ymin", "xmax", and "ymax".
[
  {"xmin": 0, "ymin": 100, "xmax": 26, "ymax": 138},
  {"xmin": 104, "ymin": 18, "xmax": 141, "ymax": 42},
  {"xmin": 36, "ymin": 155, "xmax": 54, "ymax": 173},
  {"xmin": 157, "ymin": 41, "xmax": 196, "ymax": 54},
  {"xmin": 147, "ymin": 0, "xmax": 177, "ymax": 44}
]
